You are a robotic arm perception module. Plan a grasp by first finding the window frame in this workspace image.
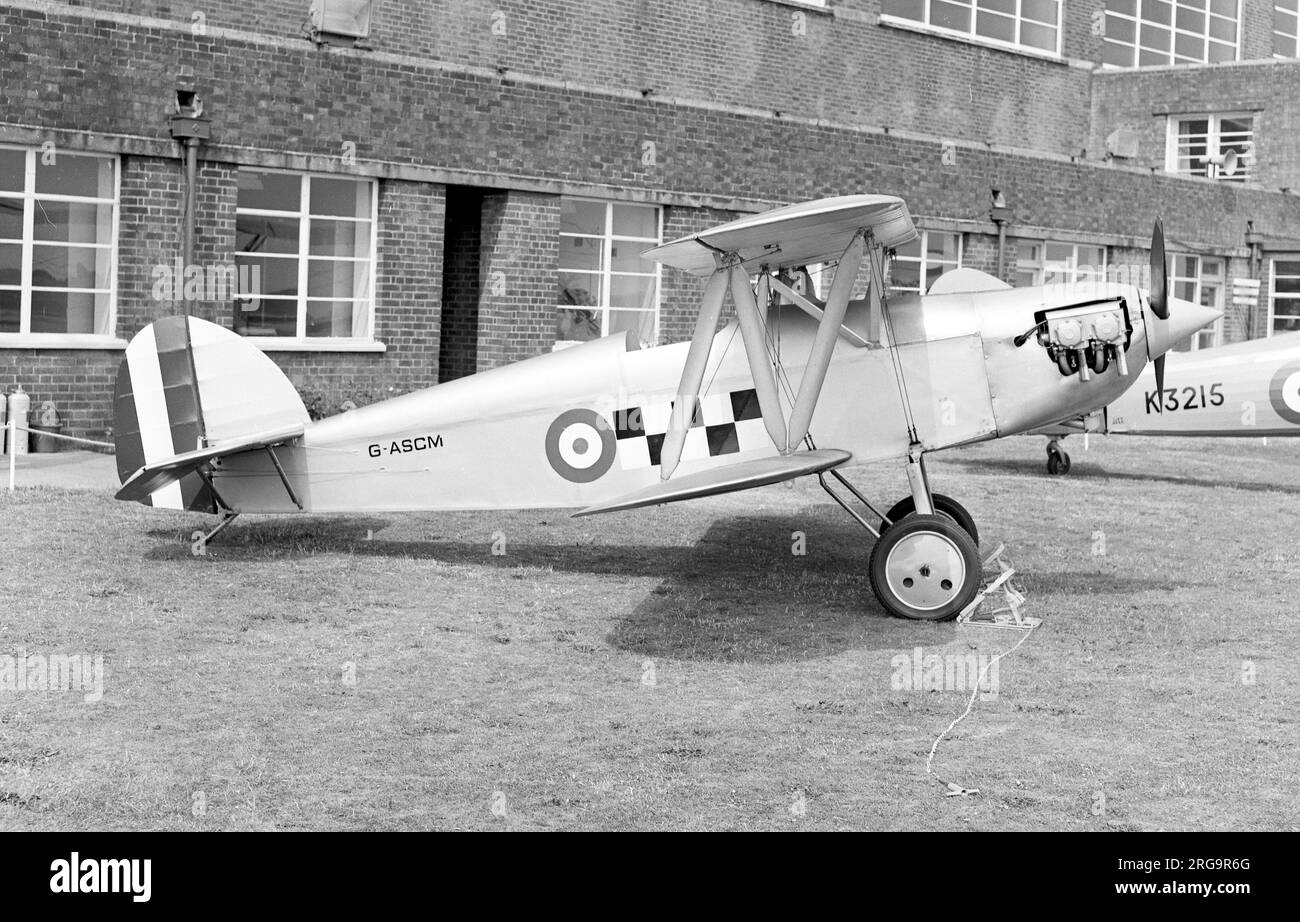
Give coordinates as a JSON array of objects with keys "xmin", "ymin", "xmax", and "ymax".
[
  {"xmin": 556, "ymin": 197, "xmax": 663, "ymax": 348},
  {"xmin": 1268, "ymin": 255, "xmax": 1300, "ymax": 336},
  {"xmin": 888, "ymin": 229, "xmax": 963, "ymax": 295},
  {"xmin": 1276, "ymin": 0, "xmax": 1299, "ymax": 58},
  {"xmin": 1102, "ymin": 0, "xmax": 1241, "ymax": 68},
  {"xmin": 880, "ymin": 0, "xmax": 1065, "ymax": 60},
  {"xmin": 1164, "ymin": 112, "xmax": 1255, "ymax": 183},
  {"xmin": 1014, "ymin": 239, "xmax": 1108, "ymax": 289},
  {"xmin": 1169, "ymin": 253, "xmax": 1225, "ymax": 350},
  {"xmin": 0, "ymin": 145, "xmax": 120, "ymax": 346},
  {"xmin": 234, "ymin": 168, "xmax": 379, "ymax": 347}
]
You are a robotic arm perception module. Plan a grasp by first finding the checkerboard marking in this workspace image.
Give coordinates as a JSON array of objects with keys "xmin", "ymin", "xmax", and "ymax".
[{"xmin": 614, "ymin": 388, "xmax": 767, "ymax": 469}]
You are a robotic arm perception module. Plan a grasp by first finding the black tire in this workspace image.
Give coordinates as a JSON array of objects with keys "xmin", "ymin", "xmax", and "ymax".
[
  {"xmin": 869, "ymin": 513, "xmax": 982, "ymax": 621},
  {"xmin": 1047, "ymin": 451, "xmax": 1072, "ymax": 475},
  {"xmin": 880, "ymin": 492, "xmax": 979, "ymax": 545}
]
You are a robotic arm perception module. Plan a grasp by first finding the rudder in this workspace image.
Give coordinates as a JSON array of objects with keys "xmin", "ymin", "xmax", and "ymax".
[{"xmin": 114, "ymin": 316, "xmax": 309, "ymax": 510}]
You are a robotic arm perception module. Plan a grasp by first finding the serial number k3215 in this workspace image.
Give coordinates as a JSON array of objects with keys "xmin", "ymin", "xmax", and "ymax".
[{"xmin": 1145, "ymin": 383, "xmax": 1225, "ymax": 415}]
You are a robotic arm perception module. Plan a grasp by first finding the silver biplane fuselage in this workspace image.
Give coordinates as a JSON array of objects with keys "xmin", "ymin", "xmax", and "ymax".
[{"xmin": 205, "ymin": 279, "xmax": 1211, "ymax": 514}]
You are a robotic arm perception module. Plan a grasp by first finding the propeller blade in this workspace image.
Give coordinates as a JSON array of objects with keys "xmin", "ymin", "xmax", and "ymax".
[
  {"xmin": 1149, "ymin": 218, "xmax": 1169, "ymax": 320},
  {"xmin": 1153, "ymin": 354, "xmax": 1166, "ymax": 414}
]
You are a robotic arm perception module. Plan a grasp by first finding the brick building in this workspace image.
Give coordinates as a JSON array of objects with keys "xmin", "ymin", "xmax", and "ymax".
[{"xmin": 4, "ymin": 0, "xmax": 1300, "ymax": 440}]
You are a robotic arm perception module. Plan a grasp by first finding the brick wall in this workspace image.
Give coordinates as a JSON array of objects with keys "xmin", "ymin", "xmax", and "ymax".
[
  {"xmin": 55, "ymin": 0, "xmax": 1096, "ymax": 157},
  {"xmin": 1090, "ymin": 60, "xmax": 1300, "ymax": 192},
  {"xmin": 657, "ymin": 205, "xmax": 745, "ymax": 345},
  {"xmin": 476, "ymin": 190, "xmax": 559, "ymax": 369}
]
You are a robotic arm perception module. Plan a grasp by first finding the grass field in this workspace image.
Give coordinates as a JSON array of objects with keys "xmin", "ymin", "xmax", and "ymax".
[{"xmin": 1, "ymin": 434, "xmax": 1297, "ymax": 831}]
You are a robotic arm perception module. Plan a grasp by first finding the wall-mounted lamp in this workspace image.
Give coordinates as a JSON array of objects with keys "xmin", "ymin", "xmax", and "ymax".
[
  {"xmin": 990, "ymin": 188, "xmax": 1013, "ymax": 225},
  {"xmin": 169, "ymin": 89, "xmax": 210, "ymax": 141}
]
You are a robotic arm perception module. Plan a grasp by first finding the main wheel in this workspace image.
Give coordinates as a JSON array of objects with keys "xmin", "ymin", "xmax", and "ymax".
[
  {"xmin": 879, "ymin": 493, "xmax": 979, "ymax": 545},
  {"xmin": 869, "ymin": 513, "xmax": 981, "ymax": 621}
]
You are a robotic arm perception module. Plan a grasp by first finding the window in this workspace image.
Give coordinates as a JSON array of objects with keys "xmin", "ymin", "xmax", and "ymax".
[
  {"xmin": 1169, "ymin": 254, "xmax": 1224, "ymax": 349},
  {"xmin": 0, "ymin": 147, "xmax": 117, "ymax": 339},
  {"xmin": 1015, "ymin": 241, "xmax": 1107, "ymax": 288},
  {"xmin": 557, "ymin": 199, "xmax": 661, "ymax": 347},
  {"xmin": 235, "ymin": 170, "xmax": 376, "ymax": 340},
  {"xmin": 1103, "ymin": 0, "xmax": 1240, "ymax": 68},
  {"xmin": 881, "ymin": 0, "xmax": 1062, "ymax": 55},
  {"xmin": 1165, "ymin": 113, "xmax": 1254, "ymax": 182},
  {"xmin": 1269, "ymin": 257, "xmax": 1300, "ymax": 334},
  {"xmin": 888, "ymin": 230, "xmax": 961, "ymax": 294},
  {"xmin": 1277, "ymin": 1, "xmax": 1298, "ymax": 57}
]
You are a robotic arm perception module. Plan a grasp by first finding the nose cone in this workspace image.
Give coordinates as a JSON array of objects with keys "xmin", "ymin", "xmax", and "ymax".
[{"xmin": 1148, "ymin": 295, "xmax": 1224, "ymax": 356}]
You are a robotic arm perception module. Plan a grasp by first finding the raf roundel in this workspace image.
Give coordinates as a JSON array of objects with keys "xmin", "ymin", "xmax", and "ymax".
[
  {"xmin": 546, "ymin": 409, "xmax": 616, "ymax": 483},
  {"xmin": 1269, "ymin": 361, "xmax": 1300, "ymax": 425}
]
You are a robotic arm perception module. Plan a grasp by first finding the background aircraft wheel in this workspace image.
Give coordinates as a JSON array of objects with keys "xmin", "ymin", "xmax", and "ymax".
[
  {"xmin": 1046, "ymin": 449, "xmax": 1072, "ymax": 475},
  {"xmin": 879, "ymin": 493, "xmax": 979, "ymax": 544},
  {"xmin": 868, "ymin": 513, "xmax": 981, "ymax": 621}
]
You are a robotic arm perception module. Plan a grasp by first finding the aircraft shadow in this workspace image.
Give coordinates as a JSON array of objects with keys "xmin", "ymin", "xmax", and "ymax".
[
  {"xmin": 943, "ymin": 455, "xmax": 1300, "ymax": 496},
  {"xmin": 141, "ymin": 512, "xmax": 954, "ymax": 661},
  {"xmin": 138, "ymin": 511, "xmax": 1179, "ymax": 663}
]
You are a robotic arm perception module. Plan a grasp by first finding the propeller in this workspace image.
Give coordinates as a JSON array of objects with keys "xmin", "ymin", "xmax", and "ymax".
[{"xmin": 1146, "ymin": 219, "xmax": 1168, "ymax": 411}]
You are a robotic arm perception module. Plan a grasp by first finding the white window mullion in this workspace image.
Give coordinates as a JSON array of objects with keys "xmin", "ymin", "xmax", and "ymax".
[
  {"xmin": 107, "ymin": 152, "xmax": 121, "ymax": 337},
  {"xmin": 18, "ymin": 150, "xmax": 36, "ymax": 335},
  {"xmin": 653, "ymin": 206, "xmax": 663, "ymax": 343},
  {"xmin": 297, "ymin": 174, "xmax": 309, "ymax": 339},
  {"xmin": 601, "ymin": 202, "xmax": 613, "ymax": 338},
  {"xmin": 364, "ymin": 178, "xmax": 377, "ymax": 339}
]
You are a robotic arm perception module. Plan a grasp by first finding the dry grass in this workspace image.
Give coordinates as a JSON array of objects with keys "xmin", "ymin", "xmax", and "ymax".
[{"xmin": 0, "ymin": 433, "xmax": 1297, "ymax": 830}]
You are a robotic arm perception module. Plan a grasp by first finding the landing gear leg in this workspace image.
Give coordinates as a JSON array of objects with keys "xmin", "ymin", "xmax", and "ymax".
[
  {"xmin": 904, "ymin": 446, "xmax": 934, "ymax": 515},
  {"xmin": 1046, "ymin": 439, "xmax": 1072, "ymax": 476}
]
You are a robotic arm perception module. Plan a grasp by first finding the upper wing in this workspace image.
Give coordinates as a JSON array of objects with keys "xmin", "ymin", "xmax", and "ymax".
[{"xmin": 643, "ymin": 194, "xmax": 916, "ymax": 276}]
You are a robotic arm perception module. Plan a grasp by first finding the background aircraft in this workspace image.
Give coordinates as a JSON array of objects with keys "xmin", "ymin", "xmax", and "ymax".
[
  {"xmin": 111, "ymin": 196, "xmax": 1218, "ymax": 620},
  {"xmin": 1037, "ymin": 332, "xmax": 1300, "ymax": 474}
]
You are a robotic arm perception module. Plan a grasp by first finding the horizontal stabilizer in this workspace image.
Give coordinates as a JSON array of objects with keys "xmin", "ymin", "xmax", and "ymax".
[
  {"xmin": 114, "ymin": 424, "xmax": 304, "ymax": 504},
  {"xmin": 574, "ymin": 449, "xmax": 852, "ymax": 517},
  {"xmin": 644, "ymin": 195, "xmax": 915, "ymax": 276}
]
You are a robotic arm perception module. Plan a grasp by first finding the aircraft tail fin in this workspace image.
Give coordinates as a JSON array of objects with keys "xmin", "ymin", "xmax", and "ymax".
[{"xmin": 113, "ymin": 315, "xmax": 309, "ymax": 510}]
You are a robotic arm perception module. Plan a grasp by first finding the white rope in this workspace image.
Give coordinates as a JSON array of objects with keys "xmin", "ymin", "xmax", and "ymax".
[
  {"xmin": 9, "ymin": 424, "xmax": 115, "ymax": 450},
  {"xmin": 925, "ymin": 627, "xmax": 1035, "ymax": 796}
]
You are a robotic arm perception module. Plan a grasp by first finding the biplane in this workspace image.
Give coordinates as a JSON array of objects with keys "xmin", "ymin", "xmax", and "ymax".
[
  {"xmin": 1035, "ymin": 330, "xmax": 1300, "ymax": 474},
  {"xmin": 112, "ymin": 195, "xmax": 1219, "ymax": 620}
]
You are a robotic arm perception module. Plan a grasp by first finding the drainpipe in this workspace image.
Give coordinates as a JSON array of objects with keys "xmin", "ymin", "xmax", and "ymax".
[
  {"xmin": 182, "ymin": 137, "xmax": 198, "ymax": 270},
  {"xmin": 1245, "ymin": 220, "xmax": 1263, "ymax": 340},
  {"xmin": 168, "ymin": 90, "xmax": 211, "ymax": 315}
]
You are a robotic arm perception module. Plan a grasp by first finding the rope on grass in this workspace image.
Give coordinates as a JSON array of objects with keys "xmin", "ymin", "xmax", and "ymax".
[{"xmin": 925, "ymin": 626, "xmax": 1035, "ymax": 797}]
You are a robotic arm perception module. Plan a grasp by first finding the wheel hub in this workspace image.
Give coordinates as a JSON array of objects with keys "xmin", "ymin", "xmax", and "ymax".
[{"xmin": 884, "ymin": 530, "xmax": 968, "ymax": 611}]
